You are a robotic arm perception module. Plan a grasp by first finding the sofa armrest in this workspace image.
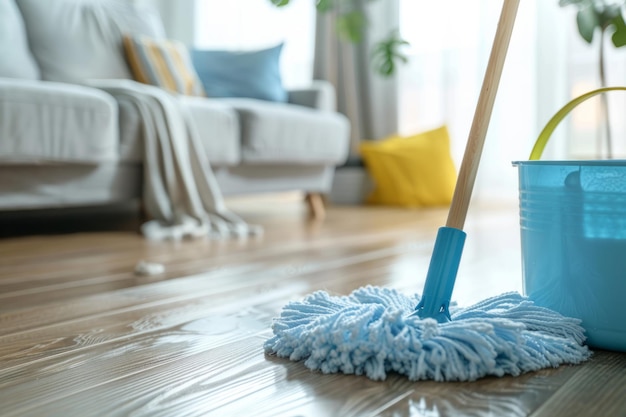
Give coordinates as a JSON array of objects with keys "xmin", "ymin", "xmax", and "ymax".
[
  {"xmin": 287, "ymin": 80, "xmax": 337, "ymax": 112},
  {"xmin": 0, "ymin": 78, "xmax": 118, "ymax": 163}
]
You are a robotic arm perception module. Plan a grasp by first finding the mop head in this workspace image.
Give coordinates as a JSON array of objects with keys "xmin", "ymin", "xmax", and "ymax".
[{"xmin": 264, "ymin": 286, "xmax": 591, "ymax": 381}]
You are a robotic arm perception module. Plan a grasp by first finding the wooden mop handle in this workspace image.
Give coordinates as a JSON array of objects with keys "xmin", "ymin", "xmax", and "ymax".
[{"xmin": 446, "ymin": 0, "xmax": 520, "ymax": 230}]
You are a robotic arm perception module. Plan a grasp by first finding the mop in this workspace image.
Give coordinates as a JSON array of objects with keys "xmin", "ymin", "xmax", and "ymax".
[{"xmin": 264, "ymin": 0, "xmax": 591, "ymax": 382}]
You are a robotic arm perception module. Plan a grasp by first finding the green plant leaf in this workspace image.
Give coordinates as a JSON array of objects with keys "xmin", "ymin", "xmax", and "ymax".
[
  {"xmin": 316, "ymin": 0, "xmax": 334, "ymax": 13},
  {"xmin": 601, "ymin": 3, "xmax": 623, "ymax": 23},
  {"xmin": 559, "ymin": 0, "xmax": 589, "ymax": 6},
  {"xmin": 371, "ymin": 32, "xmax": 409, "ymax": 78},
  {"xmin": 576, "ymin": 6, "xmax": 600, "ymax": 43},
  {"xmin": 266, "ymin": 0, "xmax": 410, "ymax": 76},
  {"xmin": 269, "ymin": 0, "xmax": 290, "ymax": 6},
  {"xmin": 611, "ymin": 12, "xmax": 626, "ymax": 46},
  {"xmin": 336, "ymin": 11, "xmax": 367, "ymax": 43}
]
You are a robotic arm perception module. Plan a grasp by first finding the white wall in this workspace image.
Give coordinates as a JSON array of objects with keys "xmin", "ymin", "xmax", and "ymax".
[{"xmin": 134, "ymin": 0, "xmax": 196, "ymax": 45}]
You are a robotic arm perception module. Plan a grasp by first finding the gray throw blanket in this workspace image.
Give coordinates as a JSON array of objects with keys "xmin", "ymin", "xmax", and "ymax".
[{"xmin": 88, "ymin": 80, "xmax": 261, "ymax": 240}]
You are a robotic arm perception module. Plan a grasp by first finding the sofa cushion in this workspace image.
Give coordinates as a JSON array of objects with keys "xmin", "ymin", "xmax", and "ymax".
[
  {"xmin": 218, "ymin": 99, "xmax": 350, "ymax": 165},
  {"xmin": 178, "ymin": 96, "xmax": 242, "ymax": 166},
  {"xmin": 0, "ymin": 78, "xmax": 118, "ymax": 163},
  {"xmin": 116, "ymin": 95, "xmax": 241, "ymax": 167},
  {"xmin": 15, "ymin": 0, "xmax": 165, "ymax": 84},
  {"xmin": 123, "ymin": 35, "xmax": 205, "ymax": 96},
  {"xmin": 191, "ymin": 44, "xmax": 287, "ymax": 102},
  {"xmin": 0, "ymin": 0, "xmax": 40, "ymax": 80}
]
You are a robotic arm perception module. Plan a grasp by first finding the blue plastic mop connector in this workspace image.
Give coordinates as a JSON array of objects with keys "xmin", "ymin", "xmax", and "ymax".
[{"xmin": 413, "ymin": 226, "xmax": 466, "ymax": 322}]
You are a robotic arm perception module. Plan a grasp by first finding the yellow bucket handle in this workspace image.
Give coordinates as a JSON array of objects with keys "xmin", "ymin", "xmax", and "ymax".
[{"xmin": 529, "ymin": 86, "xmax": 626, "ymax": 160}]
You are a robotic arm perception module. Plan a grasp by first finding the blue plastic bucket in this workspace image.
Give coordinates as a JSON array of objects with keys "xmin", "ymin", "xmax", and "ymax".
[
  {"xmin": 513, "ymin": 87, "xmax": 626, "ymax": 351},
  {"xmin": 513, "ymin": 160, "xmax": 626, "ymax": 351}
]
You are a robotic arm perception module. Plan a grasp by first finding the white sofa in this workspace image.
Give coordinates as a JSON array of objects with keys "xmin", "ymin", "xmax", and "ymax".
[{"xmin": 0, "ymin": 0, "xmax": 350, "ymax": 214}]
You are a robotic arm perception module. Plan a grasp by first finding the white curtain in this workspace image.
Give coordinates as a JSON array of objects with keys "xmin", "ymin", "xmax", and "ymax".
[
  {"xmin": 399, "ymin": 0, "xmax": 626, "ymax": 203},
  {"xmin": 314, "ymin": 0, "xmax": 400, "ymax": 155},
  {"xmin": 398, "ymin": 0, "xmax": 538, "ymax": 203}
]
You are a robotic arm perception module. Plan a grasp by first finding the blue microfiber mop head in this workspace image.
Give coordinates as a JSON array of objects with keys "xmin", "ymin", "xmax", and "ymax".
[{"xmin": 264, "ymin": 286, "xmax": 591, "ymax": 381}]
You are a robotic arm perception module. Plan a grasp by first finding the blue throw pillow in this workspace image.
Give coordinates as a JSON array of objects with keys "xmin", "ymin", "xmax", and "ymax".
[{"xmin": 191, "ymin": 44, "xmax": 287, "ymax": 102}]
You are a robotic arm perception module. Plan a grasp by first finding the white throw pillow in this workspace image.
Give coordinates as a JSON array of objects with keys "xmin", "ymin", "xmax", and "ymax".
[
  {"xmin": 0, "ymin": 0, "xmax": 40, "ymax": 79},
  {"xmin": 15, "ymin": 0, "xmax": 166, "ymax": 84}
]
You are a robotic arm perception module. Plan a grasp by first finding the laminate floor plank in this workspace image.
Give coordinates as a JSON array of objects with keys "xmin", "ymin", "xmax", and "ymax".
[
  {"xmin": 0, "ymin": 219, "xmax": 443, "ymax": 312},
  {"xmin": 0, "ymin": 199, "xmax": 620, "ymax": 416},
  {"xmin": 0, "ymin": 234, "xmax": 433, "ymax": 320},
  {"xmin": 530, "ymin": 352, "xmax": 626, "ymax": 417},
  {"xmin": 1, "ymin": 323, "xmax": 584, "ymax": 417},
  {"xmin": 0, "ymin": 284, "xmax": 295, "ymax": 375},
  {"xmin": 0, "ymin": 244, "xmax": 438, "ymax": 372}
]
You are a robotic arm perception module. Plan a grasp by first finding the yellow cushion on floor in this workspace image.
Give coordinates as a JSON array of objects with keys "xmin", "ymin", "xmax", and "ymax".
[{"xmin": 360, "ymin": 125, "xmax": 457, "ymax": 207}]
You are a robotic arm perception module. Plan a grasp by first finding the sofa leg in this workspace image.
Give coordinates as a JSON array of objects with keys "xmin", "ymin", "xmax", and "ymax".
[
  {"xmin": 305, "ymin": 193, "xmax": 326, "ymax": 220},
  {"xmin": 138, "ymin": 199, "xmax": 150, "ymax": 223}
]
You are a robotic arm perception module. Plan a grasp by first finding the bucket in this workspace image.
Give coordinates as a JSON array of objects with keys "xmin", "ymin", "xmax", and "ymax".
[{"xmin": 514, "ymin": 87, "xmax": 626, "ymax": 352}]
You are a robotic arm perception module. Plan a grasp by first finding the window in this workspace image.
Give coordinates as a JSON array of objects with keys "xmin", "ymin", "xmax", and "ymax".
[
  {"xmin": 398, "ymin": 0, "xmax": 537, "ymax": 201},
  {"xmin": 194, "ymin": 0, "xmax": 315, "ymax": 88},
  {"xmin": 565, "ymin": 14, "xmax": 626, "ymax": 159}
]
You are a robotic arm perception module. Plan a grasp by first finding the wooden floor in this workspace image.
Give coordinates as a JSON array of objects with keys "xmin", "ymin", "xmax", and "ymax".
[{"xmin": 1, "ymin": 194, "xmax": 624, "ymax": 417}]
